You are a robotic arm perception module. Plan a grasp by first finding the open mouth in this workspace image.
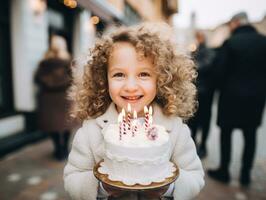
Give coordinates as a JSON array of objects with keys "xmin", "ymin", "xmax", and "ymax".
[{"xmin": 121, "ymin": 95, "xmax": 143, "ymax": 101}]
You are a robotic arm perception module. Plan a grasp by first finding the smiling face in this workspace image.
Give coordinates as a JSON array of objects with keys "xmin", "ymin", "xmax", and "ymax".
[{"xmin": 108, "ymin": 42, "xmax": 157, "ymax": 116}]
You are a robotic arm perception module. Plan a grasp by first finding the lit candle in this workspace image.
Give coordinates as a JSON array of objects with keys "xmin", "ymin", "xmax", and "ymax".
[
  {"xmin": 144, "ymin": 106, "xmax": 149, "ymax": 131},
  {"xmin": 122, "ymin": 108, "xmax": 126, "ymax": 134},
  {"xmin": 133, "ymin": 110, "xmax": 137, "ymax": 119},
  {"xmin": 118, "ymin": 113, "xmax": 122, "ymax": 140},
  {"xmin": 127, "ymin": 103, "xmax": 131, "ymax": 130},
  {"xmin": 149, "ymin": 106, "xmax": 153, "ymax": 125}
]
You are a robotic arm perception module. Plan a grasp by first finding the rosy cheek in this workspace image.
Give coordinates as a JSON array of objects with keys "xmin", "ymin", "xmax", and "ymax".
[
  {"xmin": 142, "ymin": 81, "xmax": 156, "ymax": 91},
  {"xmin": 108, "ymin": 80, "xmax": 124, "ymax": 97},
  {"xmin": 109, "ymin": 81, "xmax": 122, "ymax": 91}
]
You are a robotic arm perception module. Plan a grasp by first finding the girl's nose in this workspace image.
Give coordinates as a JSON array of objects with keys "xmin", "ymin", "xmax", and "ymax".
[{"xmin": 124, "ymin": 77, "xmax": 138, "ymax": 91}]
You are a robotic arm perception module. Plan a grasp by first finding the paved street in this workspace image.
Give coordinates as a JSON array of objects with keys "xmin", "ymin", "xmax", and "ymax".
[{"xmin": 0, "ymin": 97, "xmax": 266, "ymax": 200}]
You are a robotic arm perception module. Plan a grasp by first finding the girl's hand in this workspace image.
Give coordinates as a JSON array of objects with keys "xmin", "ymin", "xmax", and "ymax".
[
  {"xmin": 102, "ymin": 182, "xmax": 127, "ymax": 198},
  {"xmin": 141, "ymin": 185, "xmax": 169, "ymax": 198}
]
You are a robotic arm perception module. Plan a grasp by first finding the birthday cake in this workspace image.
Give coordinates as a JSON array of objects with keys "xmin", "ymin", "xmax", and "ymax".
[{"xmin": 98, "ymin": 107, "xmax": 175, "ymax": 186}]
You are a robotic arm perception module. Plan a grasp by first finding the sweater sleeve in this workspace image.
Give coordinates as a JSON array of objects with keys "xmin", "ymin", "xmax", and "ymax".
[
  {"xmin": 63, "ymin": 127, "xmax": 98, "ymax": 200},
  {"xmin": 171, "ymin": 123, "xmax": 205, "ymax": 200}
]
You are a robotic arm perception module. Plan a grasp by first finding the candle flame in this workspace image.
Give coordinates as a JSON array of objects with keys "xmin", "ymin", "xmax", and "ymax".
[
  {"xmin": 149, "ymin": 106, "xmax": 153, "ymax": 115},
  {"xmin": 144, "ymin": 106, "xmax": 148, "ymax": 113},
  {"xmin": 133, "ymin": 110, "xmax": 137, "ymax": 119},
  {"xmin": 122, "ymin": 108, "xmax": 125, "ymax": 116},
  {"xmin": 127, "ymin": 103, "xmax": 131, "ymax": 112}
]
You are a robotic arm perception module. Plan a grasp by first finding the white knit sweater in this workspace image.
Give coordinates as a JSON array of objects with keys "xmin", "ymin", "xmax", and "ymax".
[{"xmin": 64, "ymin": 103, "xmax": 205, "ymax": 200}]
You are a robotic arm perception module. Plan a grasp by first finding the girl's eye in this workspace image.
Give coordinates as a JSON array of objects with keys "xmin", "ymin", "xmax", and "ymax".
[
  {"xmin": 139, "ymin": 72, "xmax": 151, "ymax": 77},
  {"xmin": 113, "ymin": 72, "xmax": 124, "ymax": 77}
]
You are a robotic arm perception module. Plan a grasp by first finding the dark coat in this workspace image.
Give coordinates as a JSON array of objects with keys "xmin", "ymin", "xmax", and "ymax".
[
  {"xmin": 194, "ymin": 43, "xmax": 216, "ymax": 93},
  {"xmin": 215, "ymin": 25, "xmax": 266, "ymax": 129},
  {"xmin": 189, "ymin": 44, "xmax": 216, "ymax": 126},
  {"xmin": 35, "ymin": 58, "xmax": 73, "ymax": 132}
]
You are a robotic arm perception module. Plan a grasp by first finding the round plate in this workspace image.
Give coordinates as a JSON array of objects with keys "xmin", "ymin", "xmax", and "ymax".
[{"xmin": 93, "ymin": 160, "xmax": 179, "ymax": 191}]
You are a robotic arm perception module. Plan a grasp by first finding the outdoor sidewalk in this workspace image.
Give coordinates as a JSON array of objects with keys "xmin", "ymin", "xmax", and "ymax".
[
  {"xmin": 0, "ymin": 139, "xmax": 67, "ymax": 200},
  {"xmin": 0, "ymin": 100, "xmax": 266, "ymax": 200}
]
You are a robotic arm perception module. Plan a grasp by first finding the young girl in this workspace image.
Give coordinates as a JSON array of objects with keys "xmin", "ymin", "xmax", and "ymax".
[{"xmin": 64, "ymin": 23, "xmax": 204, "ymax": 200}]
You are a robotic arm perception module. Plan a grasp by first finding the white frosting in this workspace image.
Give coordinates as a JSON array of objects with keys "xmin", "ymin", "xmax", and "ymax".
[
  {"xmin": 99, "ymin": 158, "xmax": 175, "ymax": 185},
  {"xmin": 99, "ymin": 119, "xmax": 175, "ymax": 185}
]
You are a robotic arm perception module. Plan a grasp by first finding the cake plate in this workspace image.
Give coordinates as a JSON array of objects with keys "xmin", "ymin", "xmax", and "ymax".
[{"xmin": 93, "ymin": 160, "xmax": 179, "ymax": 191}]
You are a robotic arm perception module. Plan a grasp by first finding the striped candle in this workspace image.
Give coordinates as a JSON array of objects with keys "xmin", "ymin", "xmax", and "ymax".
[
  {"xmin": 127, "ymin": 103, "xmax": 131, "ymax": 130},
  {"xmin": 118, "ymin": 113, "xmax": 122, "ymax": 140},
  {"xmin": 122, "ymin": 108, "xmax": 126, "ymax": 134},
  {"xmin": 132, "ymin": 110, "xmax": 138, "ymax": 136},
  {"xmin": 149, "ymin": 106, "xmax": 153, "ymax": 126},
  {"xmin": 144, "ymin": 106, "xmax": 149, "ymax": 131}
]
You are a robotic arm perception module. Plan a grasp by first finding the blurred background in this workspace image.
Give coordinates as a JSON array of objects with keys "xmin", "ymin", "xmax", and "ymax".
[{"xmin": 0, "ymin": 0, "xmax": 265, "ymax": 199}]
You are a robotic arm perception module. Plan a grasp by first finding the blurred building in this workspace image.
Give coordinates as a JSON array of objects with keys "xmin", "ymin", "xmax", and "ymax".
[
  {"xmin": 253, "ymin": 14, "xmax": 266, "ymax": 36},
  {"xmin": 207, "ymin": 15, "xmax": 266, "ymax": 48},
  {"xmin": 207, "ymin": 24, "xmax": 230, "ymax": 48},
  {"xmin": 178, "ymin": 13, "xmax": 266, "ymax": 54},
  {"xmin": 0, "ymin": 0, "xmax": 178, "ymax": 157}
]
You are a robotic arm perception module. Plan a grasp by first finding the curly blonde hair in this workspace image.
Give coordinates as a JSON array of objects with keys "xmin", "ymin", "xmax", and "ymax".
[{"xmin": 69, "ymin": 23, "xmax": 197, "ymax": 121}]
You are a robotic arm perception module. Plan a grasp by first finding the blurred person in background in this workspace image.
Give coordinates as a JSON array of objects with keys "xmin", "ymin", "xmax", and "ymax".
[
  {"xmin": 188, "ymin": 31, "xmax": 216, "ymax": 159},
  {"xmin": 208, "ymin": 12, "xmax": 266, "ymax": 186},
  {"xmin": 35, "ymin": 35, "xmax": 73, "ymax": 161}
]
